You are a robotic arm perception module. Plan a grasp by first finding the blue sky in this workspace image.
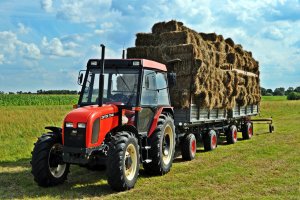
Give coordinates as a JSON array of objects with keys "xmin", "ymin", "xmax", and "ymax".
[{"xmin": 0, "ymin": 0, "xmax": 299, "ymax": 92}]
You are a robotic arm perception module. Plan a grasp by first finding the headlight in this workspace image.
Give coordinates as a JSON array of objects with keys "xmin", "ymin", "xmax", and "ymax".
[
  {"xmin": 78, "ymin": 123, "xmax": 86, "ymax": 128},
  {"xmin": 65, "ymin": 122, "xmax": 73, "ymax": 128}
]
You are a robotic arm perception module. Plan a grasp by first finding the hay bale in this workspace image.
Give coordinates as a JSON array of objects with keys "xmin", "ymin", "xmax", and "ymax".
[
  {"xmin": 225, "ymin": 38, "xmax": 235, "ymax": 47},
  {"xmin": 152, "ymin": 20, "xmax": 184, "ymax": 34},
  {"xmin": 128, "ymin": 20, "xmax": 260, "ymax": 110}
]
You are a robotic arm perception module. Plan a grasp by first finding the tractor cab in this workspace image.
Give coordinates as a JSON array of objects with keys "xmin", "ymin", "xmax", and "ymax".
[{"xmin": 76, "ymin": 58, "xmax": 174, "ymax": 131}]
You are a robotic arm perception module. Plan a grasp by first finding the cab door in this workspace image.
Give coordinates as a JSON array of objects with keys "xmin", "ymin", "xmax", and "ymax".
[{"xmin": 137, "ymin": 69, "xmax": 157, "ymax": 133}]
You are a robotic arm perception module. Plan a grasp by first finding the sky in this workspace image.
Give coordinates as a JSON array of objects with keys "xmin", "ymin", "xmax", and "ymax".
[{"xmin": 0, "ymin": 0, "xmax": 299, "ymax": 92}]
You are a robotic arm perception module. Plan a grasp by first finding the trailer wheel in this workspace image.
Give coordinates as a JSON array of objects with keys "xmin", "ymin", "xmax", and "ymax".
[
  {"xmin": 107, "ymin": 131, "xmax": 140, "ymax": 191},
  {"xmin": 143, "ymin": 113, "xmax": 176, "ymax": 175},
  {"xmin": 31, "ymin": 133, "xmax": 70, "ymax": 187},
  {"xmin": 203, "ymin": 130, "xmax": 217, "ymax": 151},
  {"xmin": 269, "ymin": 124, "xmax": 274, "ymax": 133},
  {"xmin": 226, "ymin": 125, "xmax": 238, "ymax": 144},
  {"xmin": 242, "ymin": 122, "xmax": 253, "ymax": 140},
  {"xmin": 181, "ymin": 134, "xmax": 197, "ymax": 161}
]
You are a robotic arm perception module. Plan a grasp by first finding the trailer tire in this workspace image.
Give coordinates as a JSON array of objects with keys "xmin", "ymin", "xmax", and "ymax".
[
  {"xmin": 242, "ymin": 122, "xmax": 253, "ymax": 140},
  {"xmin": 107, "ymin": 131, "xmax": 140, "ymax": 191},
  {"xmin": 269, "ymin": 124, "xmax": 274, "ymax": 133},
  {"xmin": 203, "ymin": 130, "xmax": 217, "ymax": 151},
  {"xmin": 143, "ymin": 113, "xmax": 176, "ymax": 175},
  {"xmin": 226, "ymin": 125, "xmax": 238, "ymax": 144},
  {"xmin": 181, "ymin": 134, "xmax": 197, "ymax": 161},
  {"xmin": 31, "ymin": 133, "xmax": 70, "ymax": 187}
]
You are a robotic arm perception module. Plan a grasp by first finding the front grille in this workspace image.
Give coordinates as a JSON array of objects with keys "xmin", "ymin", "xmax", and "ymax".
[{"xmin": 64, "ymin": 127, "xmax": 86, "ymax": 148}]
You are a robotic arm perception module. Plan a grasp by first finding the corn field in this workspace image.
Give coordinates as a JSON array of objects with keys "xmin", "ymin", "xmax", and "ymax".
[{"xmin": 0, "ymin": 94, "xmax": 78, "ymax": 106}]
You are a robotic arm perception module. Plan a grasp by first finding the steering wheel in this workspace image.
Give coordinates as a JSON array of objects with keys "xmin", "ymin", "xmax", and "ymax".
[{"xmin": 110, "ymin": 94, "xmax": 129, "ymax": 102}]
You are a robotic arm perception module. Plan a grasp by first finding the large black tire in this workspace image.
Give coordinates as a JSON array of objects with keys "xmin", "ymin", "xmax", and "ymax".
[
  {"xmin": 143, "ymin": 113, "xmax": 176, "ymax": 175},
  {"xmin": 242, "ymin": 122, "xmax": 253, "ymax": 140},
  {"xmin": 31, "ymin": 133, "xmax": 70, "ymax": 187},
  {"xmin": 226, "ymin": 125, "xmax": 238, "ymax": 144},
  {"xmin": 203, "ymin": 130, "xmax": 217, "ymax": 151},
  {"xmin": 106, "ymin": 131, "xmax": 140, "ymax": 191},
  {"xmin": 181, "ymin": 134, "xmax": 197, "ymax": 161}
]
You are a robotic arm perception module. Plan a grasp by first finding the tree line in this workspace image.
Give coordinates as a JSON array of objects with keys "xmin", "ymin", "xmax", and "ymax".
[
  {"xmin": 0, "ymin": 90, "xmax": 79, "ymax": 95},
  {"xmin": 261, "ymin": 86, "xmax": 300, "ymax": 100}
]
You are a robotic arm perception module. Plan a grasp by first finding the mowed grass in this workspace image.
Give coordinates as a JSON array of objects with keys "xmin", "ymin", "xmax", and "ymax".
[{"xmin": 0, "ymin": 97, "xmax": 299, "ymax": 199}]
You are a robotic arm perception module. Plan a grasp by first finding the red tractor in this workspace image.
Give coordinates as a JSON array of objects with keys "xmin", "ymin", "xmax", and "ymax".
[{"xmin": 31, "ymin": 45, "xmax": 177, "ymax": 191}]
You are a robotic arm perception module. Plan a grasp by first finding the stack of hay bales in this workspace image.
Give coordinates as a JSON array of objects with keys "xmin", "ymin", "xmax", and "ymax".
[{"xmin": 127, "ymin": 20, "xmax": 260, "ymax": 110}]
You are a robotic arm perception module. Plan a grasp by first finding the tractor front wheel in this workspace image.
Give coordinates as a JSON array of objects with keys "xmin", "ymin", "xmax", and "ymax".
[
  {"xmin": 106, "ymin": 131, "xmax": 140, "ymax": 191},
  {"xmin": 31, "ymin": 133, "xmax": 69, "ymax": 187}
]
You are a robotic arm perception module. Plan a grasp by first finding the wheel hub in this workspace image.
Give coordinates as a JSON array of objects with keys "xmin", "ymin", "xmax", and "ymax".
[
  {"xmin": 162, "ymin": 124, "xmax": 174, "ymax": 165},
  {"xmin": 124, "ymin": 143, "xmax": 137, "ymax": 181},
  {"xmin": 48, "ymin": 143, "xmax": 67, "ymax": 178}
]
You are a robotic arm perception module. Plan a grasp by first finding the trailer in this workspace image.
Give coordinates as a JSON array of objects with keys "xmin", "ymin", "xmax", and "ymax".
[{"xmin": 173, "ymin": 96, "xmax": 259, "ymax": 160}]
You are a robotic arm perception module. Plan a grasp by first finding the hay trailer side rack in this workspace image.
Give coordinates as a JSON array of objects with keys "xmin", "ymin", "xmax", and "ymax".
[{"xmin": 251, "ymin": 117, "xmax": 274, "ymax": 133}]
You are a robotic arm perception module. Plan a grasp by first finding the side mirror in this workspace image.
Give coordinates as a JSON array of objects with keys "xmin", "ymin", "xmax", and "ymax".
[
  {"xmin": 78, "ymin": 70, "xmax": 85, "ymax": 85},
  {"xmin": 167, "ymin": 73, "xmax": 176, "ymax": 87}
]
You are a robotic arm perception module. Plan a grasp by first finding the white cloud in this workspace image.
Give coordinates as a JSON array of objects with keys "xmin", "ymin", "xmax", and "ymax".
[
  {"xmin": 41, "ymin": 0, "xmax": 53, "ymax": 12},
  {"xmin": 55, "ymin": 0, "xmax": 120, "ymax": 24},
  {"xmin": 42, "ymin": 37, "xmax": 80, "ymax": 57},
  {"xmin": 17, "ymin": 23, "xmax": 30, "ymax": 34},
  {"xmin": 0, "ymin": 31, "xmax": 41, "ymax": 64},
  {"xmin": 94, "ymin": 29, "xmax": 105, "ymax": 35},
  {"xmin": 0, "ymin": 54, "xmax": 4, "ymax": 64}
]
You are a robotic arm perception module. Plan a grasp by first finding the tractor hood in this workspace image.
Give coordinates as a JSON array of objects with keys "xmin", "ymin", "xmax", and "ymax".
[
  {"xmin": 64, "ymin": 104, "xmax": 119, "ymax": 126},
  {"xmin": 63, "ymin": 104, "xmax": 120, "ymax": 148}
]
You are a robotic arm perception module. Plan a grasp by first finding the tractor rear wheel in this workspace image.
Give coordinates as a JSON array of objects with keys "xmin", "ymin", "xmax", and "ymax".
[
  {"xmin": 226, "ymin": 125, "xmax": 238, "ymax": 144},
  {"xmin": 143, "ymin": 113, "xmax": 176, "ymax": 175},
  {"xmin": 31, "ymin": 133, "xmax": 69, "ymax": 187},
  {"xmin": 242, "ymin": 122, "xmax": 253, "ymax": 140},
  {"xmin": 106, "ymin": 131, "xmax": 140, "ymax": 191},
  {"xmin": 203, "ymin": 130, "xmax": 217, "ymax": 151},
  {"xmin": 181, "ymin": 133, "xmax": 197, "ymax": 161}
]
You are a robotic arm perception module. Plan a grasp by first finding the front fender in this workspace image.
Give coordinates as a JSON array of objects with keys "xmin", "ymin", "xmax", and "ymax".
[{"xmin": 45, "ymin": 126, "xmax": 62, "ymax": 134}]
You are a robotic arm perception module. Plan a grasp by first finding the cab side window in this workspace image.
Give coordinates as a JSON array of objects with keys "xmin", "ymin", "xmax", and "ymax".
[
  {"xmin": 141, "ymin": 70, "xmax": 157, "ymax": 105},
  {"xmin": 156, "ymin": 72, "xmax": 170, "ymax": 105}
]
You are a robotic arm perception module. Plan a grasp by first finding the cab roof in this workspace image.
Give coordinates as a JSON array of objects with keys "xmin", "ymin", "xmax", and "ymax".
[{"xmin": 87, "ymin": 59, "xmax": 167, "ymax": 72}]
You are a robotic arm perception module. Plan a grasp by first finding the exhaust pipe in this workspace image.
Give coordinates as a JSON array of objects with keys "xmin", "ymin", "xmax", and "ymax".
[
  {"xmin": 122, "ymin": 49, "xmax": 125, "ymax": 59},
  {"xmin": 99, "ymin": 44, "xmax": 105, "ymax": 107}
]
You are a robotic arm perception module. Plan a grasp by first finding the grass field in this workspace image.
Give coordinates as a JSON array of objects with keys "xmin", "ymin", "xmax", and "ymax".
[
  {"xmin": 0, "ymin": 96, "xmax": 299, "ymax": 199},
  {"xmin": 0, "ymin": 94, "xmax": 78, "ymax": 106}
]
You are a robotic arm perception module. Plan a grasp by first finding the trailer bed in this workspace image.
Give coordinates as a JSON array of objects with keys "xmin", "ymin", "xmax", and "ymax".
[{"xmin": 174, "ymin": 104, "xmax": 259, "ymax": 126}]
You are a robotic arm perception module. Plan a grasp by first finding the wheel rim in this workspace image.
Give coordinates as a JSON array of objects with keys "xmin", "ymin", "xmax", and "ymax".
[
  {"xmin": 233, "ymin": 129, "xmax": 238, "ymax": 142},
  {"xmin": 162, "ymin": 124, "xmax": 174, "ymax": 165},
  {"xmin": 249, "ymin": 126, "xmax": 253, "ymax": 138},
  {"xmin": 191, "ymin": 139, "xmax": 196, "ymax": 155},
  {"xmin": 48, "ymin": 143, "xmax": 66, "ymax": 178},
  {"xmin": 211, "ymin": 134, "xmax": 217, "ymax": 149},
  {"xmin": 124, "ymin": 143, "xmax": 137, "ymax": 181}
]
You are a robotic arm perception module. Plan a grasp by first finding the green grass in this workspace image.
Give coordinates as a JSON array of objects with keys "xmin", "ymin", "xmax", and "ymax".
[
  {"xmin": 0, "ymin": 97, "xmax": 299, "ymax": 199},
  {"xmin": 0, "ymin": 94, "xmax": 78, "ymax": 106},
  {"xmin": 261, "ymin": 96, "xmax": 287, "ymax": 101}
]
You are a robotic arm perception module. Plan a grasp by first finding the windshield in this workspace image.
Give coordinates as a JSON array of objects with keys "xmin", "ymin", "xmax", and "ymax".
[{"xmin": 80, "ymin": 68, "xmax": 139, "ymax": 106}]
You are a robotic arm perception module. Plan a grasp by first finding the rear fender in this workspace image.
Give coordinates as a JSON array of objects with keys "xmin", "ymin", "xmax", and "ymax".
[{"xmin": 148, "ymin": 107, "xmax": 173, "ymax": 137}]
